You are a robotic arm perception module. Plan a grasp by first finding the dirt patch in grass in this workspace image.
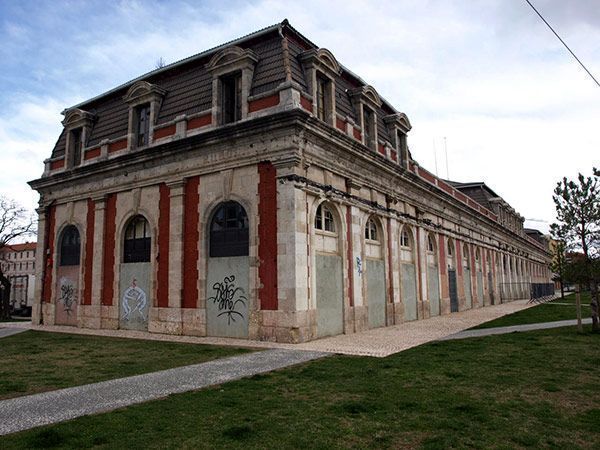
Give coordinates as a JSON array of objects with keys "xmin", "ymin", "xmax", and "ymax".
[{"xmin": 0, "ymin": 330, "xmax": 252, "ymax": 400}]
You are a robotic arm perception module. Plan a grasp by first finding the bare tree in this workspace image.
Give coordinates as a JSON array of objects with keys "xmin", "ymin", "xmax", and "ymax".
[
  {"xmin": 155, "ymin": 57, "xmax": 166, "ymax": 69},
  {"xmin": 0, "ymin": 196, "xmax": 36, "ymax": 320}
]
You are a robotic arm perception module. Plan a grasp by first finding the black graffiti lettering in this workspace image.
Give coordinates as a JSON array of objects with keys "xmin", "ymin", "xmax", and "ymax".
[
  {"xmin": 60, "ymin": 283, "xmax": 75, "ymax": 316},
  {"xmin": 208, "ymin": 275, "xmax": 247, "ymax": 325}
]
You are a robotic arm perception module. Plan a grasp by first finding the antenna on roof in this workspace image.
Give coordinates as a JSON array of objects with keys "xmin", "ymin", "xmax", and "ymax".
[
  {"xmin": 433, "ymin": 138, "xmax": 439, "ymax": 176},
  {"xmin": 444, "ymin": 137, "xmax": 450, "ymax": 180}
]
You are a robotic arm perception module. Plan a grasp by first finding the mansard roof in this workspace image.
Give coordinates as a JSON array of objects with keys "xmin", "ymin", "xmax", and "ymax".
[{"xmin": 49, "ymin": 19, "xmax": 408, "ymax": 159}]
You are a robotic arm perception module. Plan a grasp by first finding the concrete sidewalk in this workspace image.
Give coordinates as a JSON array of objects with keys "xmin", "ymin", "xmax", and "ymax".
[
  {"xmin": 0, "ymin": 327, "xmax": 27, "ymax": 339},
  {"xmin": 3, "ymin": 299, "xmax": 539, "ymax": 357},
  {"xmin": 440, "ymin": 318, "xmax": 593, "ymax": 340},
  {"xmin": 0, "ymin": 348, "xmax": 327, "ymax": 436}
]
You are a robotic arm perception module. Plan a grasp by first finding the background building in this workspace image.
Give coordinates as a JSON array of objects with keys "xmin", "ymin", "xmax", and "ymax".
[
  {"xmin": 0, "ymin": 242, "xmax": 36, "ymax": 314},
  {"xmin": 29, "ymin": 21, "xmax": 552, "ymax": 342}
]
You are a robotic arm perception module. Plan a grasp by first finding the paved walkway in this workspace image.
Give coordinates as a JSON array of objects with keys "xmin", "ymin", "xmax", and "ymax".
[
  {"xmin": 1, "ymin": 299, "xmax": 539, "ymax": 357},
  {"xmin": 0, "ymin": 327, "xmax": 27, "ymax": 339},
  {"xmin": 440, "ymin": 318, "xmax": 593, "ymax": 340},
  {"xmin": 0, "ymin": 348, "xmax": 327, "ymax": 436}
]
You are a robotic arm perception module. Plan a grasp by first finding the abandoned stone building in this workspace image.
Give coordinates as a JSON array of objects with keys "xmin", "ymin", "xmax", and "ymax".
[{"xmin": 30, "ymin": 20, "xmax": 552, "ymax": 342}]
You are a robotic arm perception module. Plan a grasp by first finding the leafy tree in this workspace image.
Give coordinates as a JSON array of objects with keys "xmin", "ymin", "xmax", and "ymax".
[
  {"xmin": 550, "ymin": 168, "xmax": 600, "ymax": 332},
  {"xmin": 0, "ymin": 196, "xmax": 36, "ymax": 320}
]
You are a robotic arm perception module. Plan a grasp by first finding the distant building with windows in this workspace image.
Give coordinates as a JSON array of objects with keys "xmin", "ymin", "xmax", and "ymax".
[
  {"xmin": 0, "ymin": 242, "xmax": 36, "ymax": 313},
  {"xmin": 29, "ymin": 21, "xmax": 552, "ymax": 342}
]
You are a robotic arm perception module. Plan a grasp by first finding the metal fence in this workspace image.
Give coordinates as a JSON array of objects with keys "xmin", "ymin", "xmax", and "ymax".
[
  {"xmin": 530, "ymin": 283, "xmax": 554, "ymax": 300},
  {"xmin": 499, "ymin": 282, "xmax": 555, "ymax": 302}
]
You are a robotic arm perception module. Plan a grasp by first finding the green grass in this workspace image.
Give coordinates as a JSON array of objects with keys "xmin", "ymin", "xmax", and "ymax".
[
  {"xmin": 2, "ymin": 326, "xmax": 599, "ymax": 449},
  {"xmin": 0, "ymin": 331, "xmax": 252, "ymax": 400},
  {"xmin": 473, "ymin": 292, "xmax": 592, "ymax": 329}
]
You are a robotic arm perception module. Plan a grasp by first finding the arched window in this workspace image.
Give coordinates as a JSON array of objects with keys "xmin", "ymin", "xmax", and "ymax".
[
  {"xmin": 314, "ymin": 203, "xmax": 335, "ymax": 232},
  {"xmin": 124, "ymin": 215, "xmax": 151, "ymax": 263},
  {"xmin": 365, "ymin": 217, "xmax": 379, "ymax": 241},
  {"xmin": 209, "ymin": 201, "xmax": 249, "ymax": 257},
  {"xmin": 427, "ymin": 234, "xmax": 435, "ymax": 252},
  {"xmin": 463, "ymin": 244, "xmax": 470, "ymax": 268},
  {"xmin": 400, "ymin": 227, "xmax": 412, "ymax": 248},
  {"xmin": 59, "ymin": 225, "xmax": 80, "ymax": 266},
  {"xmin": 475, "ymin": 248, "xmax": 480, "ymax": 261},
  {"xmin": 447, "ymin": 238, "xmax": 454, "ymax": 256}
]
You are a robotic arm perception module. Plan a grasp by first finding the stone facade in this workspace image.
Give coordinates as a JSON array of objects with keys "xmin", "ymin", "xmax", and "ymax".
[{"xmin": 29, "ymin": 21, "xmax": 552, "ymax": 343}]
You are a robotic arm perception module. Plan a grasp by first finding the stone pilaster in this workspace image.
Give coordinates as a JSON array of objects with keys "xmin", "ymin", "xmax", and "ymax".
[{"xmin": 31, "ymin": 207, "xmax": 47, "ymax": 325}]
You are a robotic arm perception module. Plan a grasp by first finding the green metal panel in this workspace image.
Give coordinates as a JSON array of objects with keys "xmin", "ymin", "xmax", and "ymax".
[
  {"xmin": 316, "ymin": 254, "xmax": 344, "ymax": 337},
  {"xmin": 366, "ymin": 259, "xmax": 386, "ymax": 328},
  {"xmin": 401, "ymin": 263, "xmax": 417, "ymax": 321},
  {"xmin": 55, "ymin": 265, "xmax": 79, "ymax": 326},
  {"xmin": 477, "ymin": 272, "xmax": 484, "ymax": 305},
  {"xmin": 206, "ymin": 256, "xmax": 249, "ymax": 338},
  {"xmin": 464, "ymin": 268, "xmax": 472, "ymax": 308},
  {"xmin": 119, "ymin": 262, "xmax": 151, "ymax": 331},
  {"xmin": 428, "ymin": 265, "xmax": 440, "ymax": 316}
]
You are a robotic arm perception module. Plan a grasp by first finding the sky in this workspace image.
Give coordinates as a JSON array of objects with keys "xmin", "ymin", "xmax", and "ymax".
[{"xmin": 0, "ymin": 0, "xmax": 598, "ymax": 234}]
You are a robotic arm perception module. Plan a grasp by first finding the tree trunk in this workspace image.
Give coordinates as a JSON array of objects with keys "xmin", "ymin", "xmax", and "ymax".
[
  {"xmin": 575, "ymin": 285, "xmax": 583, "ymax": 333},
  {"xmin": 0, "ymin": 272, "xmax": 11, "ymax": 321},
  {"xmin": 590, "ymin": 280, "xmax": 599, "ymax": 333},
  {"xmin": 560, "ymin": 278, "xmax": 564, "ymax": 300}
]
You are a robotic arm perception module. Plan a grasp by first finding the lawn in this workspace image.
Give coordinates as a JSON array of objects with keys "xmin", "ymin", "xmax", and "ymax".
[
  {"xmin": 2, "ymin": 326, "xmax": 598, "ymax": 449},
  {"xmin": 0, "ymin": 331, "xmax": 252, "ymax": 400},
  {"xmin": 473, "ymin": 292, "xmax": 592, "ymax": 329}
]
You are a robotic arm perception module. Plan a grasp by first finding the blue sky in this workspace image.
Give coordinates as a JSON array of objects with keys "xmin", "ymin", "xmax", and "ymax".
[{"xmin": 1, "ymin": 0, "xmax": 599, "ymax": 233}]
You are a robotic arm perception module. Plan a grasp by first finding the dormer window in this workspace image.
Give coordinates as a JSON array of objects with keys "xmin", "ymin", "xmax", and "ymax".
[
  {"xmin": 299, "ymin": 48, "xmax": 340, "ymax": 126},
  {"xmin": 397, "ymin": 130, "xmax": 407, "ymax": 164},
  {"xmin": 221, "ymin": 72, "xmax": 242, "ymax": 124},
  {"xmin": 136, "ymin": 104, "xmax": 150, "ymax": 147},
  {"xmin": 384, "ymin": 112, "xmax": 412, "ymax": 168},
  {"xmin": 123, "ymin": 81, "xmax": 166, "ymax": 151},
  {"xmin": 60, "ymin": 108, "xmax": 95, "ymax": 171},
  {"xmin": 350, "ymin": 85, "xmax": 381, "ymax": 151},
  {"xmin": 363, "ymin": 106, "xmax": 376, "ymax": 150},
  {"xmin": 316, "ymin": 74, "xmax": 331, "ymax": 122},
  {"xmin": 207, "ymin": 46, "xmax": 258, "ymax": 127},
  {"xmin": 70, "ymin": 127, "xmax": 83, "ymax": 167}
]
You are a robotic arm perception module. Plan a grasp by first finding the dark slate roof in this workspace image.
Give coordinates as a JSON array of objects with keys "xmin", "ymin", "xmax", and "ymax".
[
  {"xmin": 50, "ymin": 20, "xmax": 407, "ymax": 158},
  {"xmin": 446, "ymin": 181, "xmax": 501, "ymax": 210}
]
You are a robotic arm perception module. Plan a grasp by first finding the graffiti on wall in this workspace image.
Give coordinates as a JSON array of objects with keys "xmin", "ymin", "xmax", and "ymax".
[
  {"xmin": 208, "ymin": 275, "xmax": 247, "ymax": 325},
  {"xmin": 59, "ymin": 277, "xmax": 75, "ymax": 316},
  {"xmin": 121, "ymin": 278, "xmax": 148, "ymax": 322}
]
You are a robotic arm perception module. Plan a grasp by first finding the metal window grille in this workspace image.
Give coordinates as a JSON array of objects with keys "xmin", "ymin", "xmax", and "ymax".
[
  {"xmin": 209, "ymin": 201, "xmax": 249, "ymax": 257},
  {"xmin": 124, "ymin": 215, "xmax": 151, "ymax": 263},
  {"xmin": 60, "ymin": 225, "xmax": 81, "ymax": 266}
]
